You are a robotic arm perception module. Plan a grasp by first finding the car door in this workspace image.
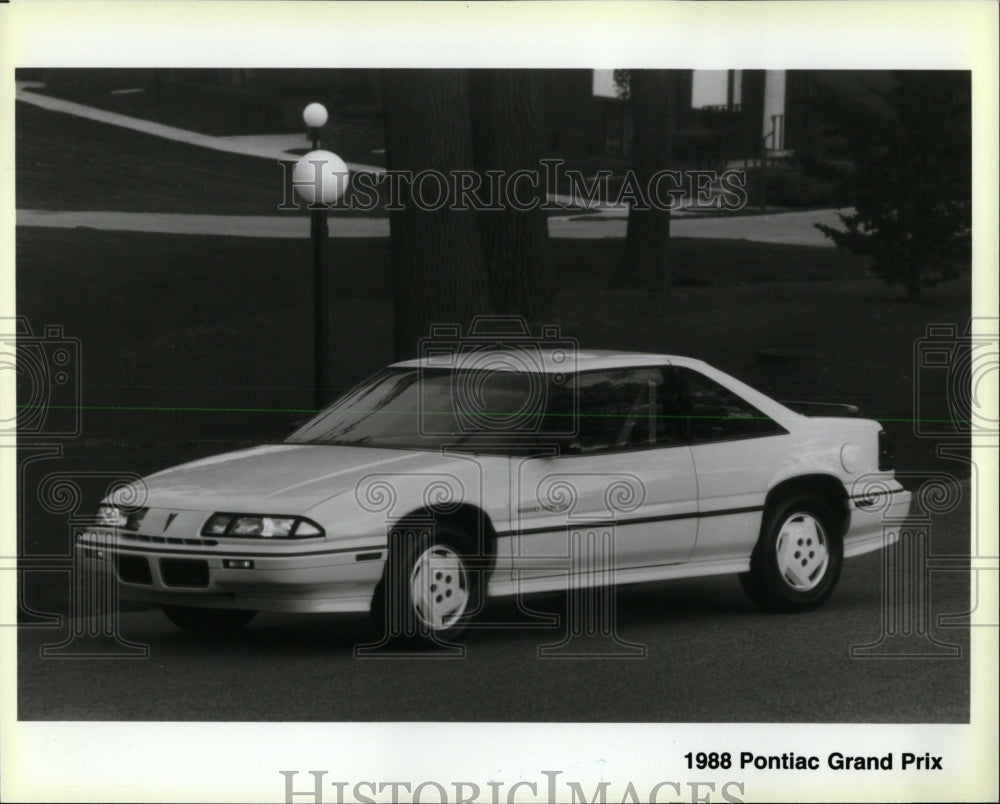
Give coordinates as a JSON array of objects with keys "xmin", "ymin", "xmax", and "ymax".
[
  {"xmin": 670, "ymin": 365, "xmax": 792, "ymax": 564},
  {"xmin": 509, "ymin": 366, "xmax": 698, "ymax": 583}
]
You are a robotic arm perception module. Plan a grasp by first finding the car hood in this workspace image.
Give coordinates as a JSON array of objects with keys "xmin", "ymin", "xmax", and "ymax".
[{"xmin": 111, "ymin": 443, "xmax": 462, "ymax": 513}]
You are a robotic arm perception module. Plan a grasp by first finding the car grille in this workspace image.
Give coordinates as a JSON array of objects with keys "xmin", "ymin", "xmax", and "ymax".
[
  {"xmin": 116, "ymin": 554, "xmax": 153, "ymax": 585},
  {"xmin": 159, "ymin": 558, "xmax": 210, "ymax": 588},
  {"xmin": 121, "ymin": 533, "xmax": 217, "ymax": 547}
]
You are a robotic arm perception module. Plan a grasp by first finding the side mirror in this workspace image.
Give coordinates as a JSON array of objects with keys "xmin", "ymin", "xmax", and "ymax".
[{"xmin": 564, "ymin": 433, "xmax": 597, "ymax": 455}]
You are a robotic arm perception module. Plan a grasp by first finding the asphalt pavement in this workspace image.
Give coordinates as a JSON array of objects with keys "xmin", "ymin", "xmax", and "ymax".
[
  {"xmin": 17, "ymin": 543, "xmax": 969, "ymax": 723},
  {"xmin": 17, "ymin": 488, "xmax": 971, "ymax": 722}
]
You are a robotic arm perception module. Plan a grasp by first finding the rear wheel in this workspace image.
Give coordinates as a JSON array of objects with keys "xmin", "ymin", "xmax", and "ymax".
[
  {"xmin": 739, "ymin": 494, "xmax": 843, "ymax": 612},
  {"xmin": 162, "ymin": 605, "xmax": 257, "ymax": 633}
]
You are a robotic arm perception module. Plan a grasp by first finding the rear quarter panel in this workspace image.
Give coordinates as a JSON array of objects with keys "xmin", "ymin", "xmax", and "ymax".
[{"xmin": 686, "ymin": 416, "xmax": 886, "ymax": 563}]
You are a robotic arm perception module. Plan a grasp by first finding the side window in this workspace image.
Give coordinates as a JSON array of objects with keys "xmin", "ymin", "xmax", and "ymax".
[
  {"xmin": 672, "ymin": 367, "xmax": 785, "ymax": 442},
  {"xmin": 569, "ymin": 367, "xmax": 679, "ymax": 453}
]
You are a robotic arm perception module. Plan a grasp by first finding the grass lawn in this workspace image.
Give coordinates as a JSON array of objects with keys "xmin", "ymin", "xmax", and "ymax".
[
  {"xmin": 20, "ymin": 68, "xmax": 384, "ymax": 162},
  {"xmin": 17, "ymin": 103, "xmax": 286, "ymax": 215},
  {"xmin": 16, "ymin": 103, "xmax": 576, "ymax": 218},
  {"xmin": 17, "ymin": 102, "xmax": 391, "ymax": 217},
  {"xmin": 23, "ymin": 69, "xmax": 293, "ymax": 138},
  {"xmin": 17, "ymin": 227, "xmax": 969, "ymax": 467}
]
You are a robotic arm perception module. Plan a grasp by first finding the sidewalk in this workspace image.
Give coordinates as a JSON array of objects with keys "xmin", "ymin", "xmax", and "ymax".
[
  {"xmin": 16, "ymin": 208, "xmax": 843, "ymax": 244},
  {"xmin": 15, "ymin": 82, "xmax": 385, "ymax": 175},
  {"xmin": 16, "ymin": 210, "xmax": 389, "ymax": 238}
]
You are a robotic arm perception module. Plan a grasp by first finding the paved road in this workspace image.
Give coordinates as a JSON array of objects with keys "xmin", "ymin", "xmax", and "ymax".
[{"xmin": 18, "ymin": 500, "xmax": 970, "ymax": 722}]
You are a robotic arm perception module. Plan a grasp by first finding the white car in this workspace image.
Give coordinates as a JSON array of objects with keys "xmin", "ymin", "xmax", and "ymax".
[{"xmin": 77, "ymin": 350, "xmax": 912, "ymax": 642}]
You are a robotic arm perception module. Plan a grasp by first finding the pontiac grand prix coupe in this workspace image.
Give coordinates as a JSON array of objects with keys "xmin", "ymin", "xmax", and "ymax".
[{"xmin": 77, "ymin": 350, "xmax": 911, "ymax": 642}]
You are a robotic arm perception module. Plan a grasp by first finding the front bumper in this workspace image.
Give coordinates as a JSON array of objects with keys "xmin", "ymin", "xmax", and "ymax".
[
  {"xmin": 843, "ymin": 485, "xmax": 913, "ymax": 558},
  {"xmin": 75, "ymin": 527, "xmax": 386, "ymax": 613}
]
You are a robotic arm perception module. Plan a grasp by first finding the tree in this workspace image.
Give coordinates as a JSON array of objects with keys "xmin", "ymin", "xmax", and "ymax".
[
  {"xmin": 614, "ymin": 70, "xmax": 680, "ymax": 290},
  {"xmin": 380, "ymin": 69, "xmax": 492, "ymax": 358},
  {"xmin": 380, "ymin": 69, "xmax": 554, "ymax": 359},
  {"xmin": 468, "ymin": 69, "xmax": 552, "ymax": 324},
  {"xmin": 815, "ymin": 71, "xmax": 971, "ymax": 300}
]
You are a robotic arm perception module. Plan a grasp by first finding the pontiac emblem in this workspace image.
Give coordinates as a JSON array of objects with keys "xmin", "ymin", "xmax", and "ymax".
[{"xmin": 164, "ymin": 513, "xmax": 178, "ymax": 531}]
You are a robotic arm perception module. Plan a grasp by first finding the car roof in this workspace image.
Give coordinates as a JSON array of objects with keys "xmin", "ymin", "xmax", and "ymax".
[{"xmin": 390, "ymin": 349, "xmax": 706, "ymax": 374}]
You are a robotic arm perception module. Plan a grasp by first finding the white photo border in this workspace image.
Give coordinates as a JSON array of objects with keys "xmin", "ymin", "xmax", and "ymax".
[{"xmin": 1, "ymin": 2, "xmax": 997, "ymax": 802}]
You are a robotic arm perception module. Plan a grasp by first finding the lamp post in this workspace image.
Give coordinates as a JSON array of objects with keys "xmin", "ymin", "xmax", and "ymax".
[
  {"xmin": 292, "ymin": 102, "xmax": 349, "ymax": 410},
  {"xmin": 303, "ymin": 102, "xmax": 328, "ymax": 149}
]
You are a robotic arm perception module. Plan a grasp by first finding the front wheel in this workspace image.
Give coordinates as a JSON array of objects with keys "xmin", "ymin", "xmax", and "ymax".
[
  {"xmin": 162, "ymin": 605, "xmax": 257, "ymax": 633},
  {"xmin": 372, "ymin": 522, "xmax": 481, "ymax": 645},
  {"xmin": 739, "ymin": 495, "xmax": 843, "ymax": 612}
]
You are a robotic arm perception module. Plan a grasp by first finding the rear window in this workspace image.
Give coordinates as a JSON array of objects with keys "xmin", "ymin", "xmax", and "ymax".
[{"xmin": 672, "ymin": 367, "xmax": 786, "ymax": 442}]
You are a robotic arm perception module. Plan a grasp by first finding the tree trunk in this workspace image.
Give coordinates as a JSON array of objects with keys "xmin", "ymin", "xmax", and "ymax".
[
  {"xmin": 381, "ymin": 69, "xmax": 492, "ymax": 359},
  {"xmin": 618, "ymin": 70, "xmax": 678, "ymax": 290},
  {"xmin": 468, "ymin": 69, "xmax": 552, "ymax": 324}
]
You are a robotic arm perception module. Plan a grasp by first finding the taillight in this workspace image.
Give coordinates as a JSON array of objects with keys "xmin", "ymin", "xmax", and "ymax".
[{"xmin": 878, "ymin": 429, "xmax": 894, "ymax": 471}]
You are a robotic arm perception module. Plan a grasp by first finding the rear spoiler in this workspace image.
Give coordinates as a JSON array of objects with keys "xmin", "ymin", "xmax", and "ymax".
[{"xmin": 779, "ymin": 400, "xmax": 859, "ymax": 417}]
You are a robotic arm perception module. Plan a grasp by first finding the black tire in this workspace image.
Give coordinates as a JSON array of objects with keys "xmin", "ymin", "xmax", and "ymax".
[
  {"xmin": 739, "ymin": 494, "xmax": 843, "ymax": 612},
  {"xmin": 162, "ymin": 605, "xmax": 257, "ymax": 633},
  {"xmin": 371, "ymin": 522, "xmax": 481, "ymax": 645}
]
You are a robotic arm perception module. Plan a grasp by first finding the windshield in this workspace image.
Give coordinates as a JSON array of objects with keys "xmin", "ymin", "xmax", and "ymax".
[{"xmin": 286, "ymin": 368, "xmax": 574, "ymax": 450}]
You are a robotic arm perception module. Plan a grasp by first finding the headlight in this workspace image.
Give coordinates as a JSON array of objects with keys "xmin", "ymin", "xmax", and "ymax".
[
  {"xmin": 96, "ymin": 505, "xmax": 147, "ymax": 530},
  {"xmin": 201, "ymin": 513, "xmax": 324, "ymax": 539},
  {"xmin": 97, "ymin": 505, "xmax": 126, "ymax": 527}
]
